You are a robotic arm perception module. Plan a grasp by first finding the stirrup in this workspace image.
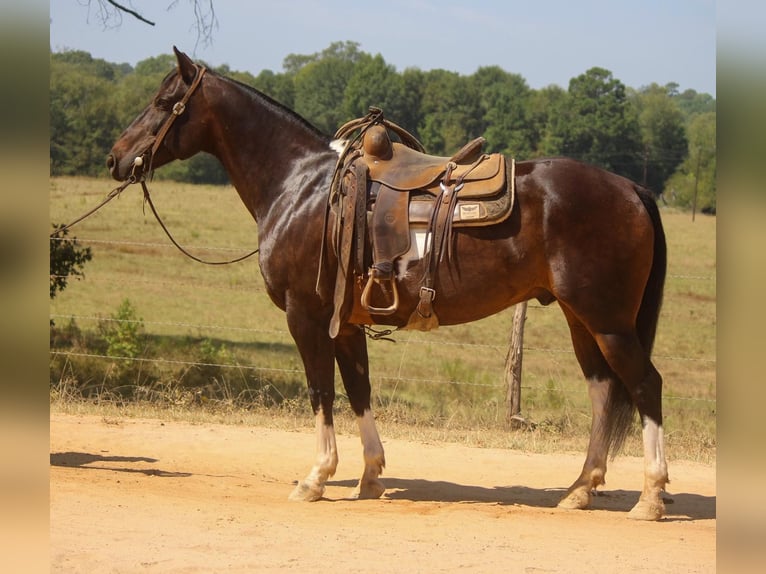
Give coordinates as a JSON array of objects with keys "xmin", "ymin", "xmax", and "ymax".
[{"xmin": 360, "ymin": 273, "xmax": 400, "ymax": 315}]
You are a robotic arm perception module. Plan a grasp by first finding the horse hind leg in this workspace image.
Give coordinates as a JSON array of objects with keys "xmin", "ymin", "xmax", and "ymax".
[
  {"xmin": 334, "ymin": 325, "xmax": 386, "ymax": 500},
  {"xmin": 593, "ymin": 331, "xmax": 668, "ymax": 521},
  {"xmin": 557, "ymin": 312, "xmax": 614, "ymax": 511}
]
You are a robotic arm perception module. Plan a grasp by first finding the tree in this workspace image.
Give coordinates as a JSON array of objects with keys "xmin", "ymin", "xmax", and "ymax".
[
  {"xmin": 50, "ymin": 225, "xmax": 92, "ymax": 300},
  {"xmin": 528, "ymin": 84, "xmax": 568, "ymax": 157},
  {"xmin": 291, "ymin": 42, "xmax": 363, "ymax": 134},
  {"xmin": 471, "ymin": 66, "xmax": 534, "ymax": 158},
  {"xmin": 50, "ymin": 54, "xmax": 122, "ymax": 176},
  {"xmin": 631, "ymin": 83, "xmax": 688, "ymax": 193},
  {"xmin": 550, "ymin": 67, "xmax": 643, "ymax": 181},
  {"xmin": 674, "ymin": 88, "xmax": 716, "ymax": 120},
  {"xmin": 396, "ymin": 68, "xmax": 427, "ymax": 138},
  {"xmin": 418, "ymin": 70, "xmax": 482, "ymax": 155},
  {"xmin": 250, "ymin": 69, "xmax": 295, "ymax": 108},
  {"xmin": 343, "ymin": 53, "xmax": 407, "ymax": 122},
  {"xmin": 664, "ymin": 111, "xmax": 716, "ymax": 211}
]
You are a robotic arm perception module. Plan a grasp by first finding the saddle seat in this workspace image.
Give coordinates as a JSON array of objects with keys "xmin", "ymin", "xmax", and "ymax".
[{"xmin": 359, "ymin": 124, "xmax": 505, "ymax": 198}]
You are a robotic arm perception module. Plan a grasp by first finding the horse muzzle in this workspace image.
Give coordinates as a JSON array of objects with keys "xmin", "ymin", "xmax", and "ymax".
[
  {"xmin": 107, "ymin": 134, "xmax": 157, "ymax": 181},
  {"xmin": 108, "ymin": 148, "xmax": 154, "ymax": 182}
]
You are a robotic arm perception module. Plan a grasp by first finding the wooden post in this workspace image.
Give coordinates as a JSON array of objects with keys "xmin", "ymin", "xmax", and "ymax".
[{"xmin": 505, "ymin": 301, "xmax": 527, "ymax": 428}]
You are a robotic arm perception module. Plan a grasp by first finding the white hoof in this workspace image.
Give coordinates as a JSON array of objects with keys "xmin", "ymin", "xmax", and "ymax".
[
  {"xmin": 288, "ymin": 480, "xmax": 324, "ymax": 502},
  {"xmin": 627, "ymin": 498, "xmax": 665, "ymax": 521}
]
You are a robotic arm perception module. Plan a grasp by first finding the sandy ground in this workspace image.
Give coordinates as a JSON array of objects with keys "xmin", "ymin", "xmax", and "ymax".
[{"xmin": 50, "ymin": 413, "xmax": 716, "ymax": 573}]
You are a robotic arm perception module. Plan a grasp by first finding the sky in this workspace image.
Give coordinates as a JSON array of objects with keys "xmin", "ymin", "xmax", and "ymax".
[{"xmin": 50, "ymin": 0, "xmax": 718, "ymax": 96}]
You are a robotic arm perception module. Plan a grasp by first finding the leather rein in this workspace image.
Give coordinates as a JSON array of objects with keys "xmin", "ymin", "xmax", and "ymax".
[{"xmin": 53, "ymin": 65, "xmax": 259, "ymax": 266}]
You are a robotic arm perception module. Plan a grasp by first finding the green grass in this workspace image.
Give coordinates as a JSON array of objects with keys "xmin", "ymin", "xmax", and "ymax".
[{"xmin": 49, "ymin": 176, "xmax": 716, "ymax": 462}]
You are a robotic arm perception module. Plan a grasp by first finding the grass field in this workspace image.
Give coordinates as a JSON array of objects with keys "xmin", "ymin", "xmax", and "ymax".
[{"xmin": 49, "ymin": 176, "xmax": 716, "ymax": 462}]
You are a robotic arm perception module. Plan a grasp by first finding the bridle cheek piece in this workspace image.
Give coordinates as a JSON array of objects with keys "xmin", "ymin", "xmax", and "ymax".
[{"xmin": 133, "ymin": 66, "xmax": 207, "ymax": 179}]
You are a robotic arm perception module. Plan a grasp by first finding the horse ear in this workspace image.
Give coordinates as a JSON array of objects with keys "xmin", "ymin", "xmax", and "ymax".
[{"xmin": 173, "ymin": 46, "xmax": 197, "ymax": 84}]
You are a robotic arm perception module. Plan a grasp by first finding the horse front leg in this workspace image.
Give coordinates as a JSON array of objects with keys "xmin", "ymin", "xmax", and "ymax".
[
  {"xmin": 286, "ymin": 313, "xmax": 339, "ymax": 502},
  {"xmin": 334, "ymin": 324, "xmax": 386, "ymax": 499}
]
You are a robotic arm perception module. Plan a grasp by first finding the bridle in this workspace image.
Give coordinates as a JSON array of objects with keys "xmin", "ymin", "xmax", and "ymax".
[
  {"xmin": 139, "ymin": 65, "xmax": 207, "ymax": 175},
  {"xmin": 53, "ymin": 65, "xmax": 259, "ymax": 266}
]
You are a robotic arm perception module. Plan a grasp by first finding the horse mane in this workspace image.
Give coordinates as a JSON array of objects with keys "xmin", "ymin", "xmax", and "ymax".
[{"xmin": 213, "ymin": 70, "xmax": 331, "ymax": 143}]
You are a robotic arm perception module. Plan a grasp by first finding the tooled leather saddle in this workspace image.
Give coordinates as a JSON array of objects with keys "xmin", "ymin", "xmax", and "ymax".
[{"xmin": 326, "ymin": 107, "xmax": 515, "ymax": 337}]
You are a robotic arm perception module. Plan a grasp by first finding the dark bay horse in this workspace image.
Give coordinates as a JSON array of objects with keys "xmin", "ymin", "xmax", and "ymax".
[{"xmin": 108, "ymin": 48, "xmax": 669, "ymax": 520}]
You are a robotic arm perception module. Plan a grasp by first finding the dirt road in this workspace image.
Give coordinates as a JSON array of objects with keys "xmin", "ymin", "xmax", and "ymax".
[{"xmin": 50, "ymin": 413, "xmax": 715, "ymax": 573}]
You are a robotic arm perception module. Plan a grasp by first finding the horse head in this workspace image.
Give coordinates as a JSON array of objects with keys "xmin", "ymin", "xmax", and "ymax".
[{"xmin": 107, "ymin": 47, "xmax": 209, "ymax": 181}]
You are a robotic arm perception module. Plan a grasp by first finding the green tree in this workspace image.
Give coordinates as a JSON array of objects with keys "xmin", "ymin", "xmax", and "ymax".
[
  {"xmin": 418, "ymin": 69, "xmax": 482, "ymax": 155},
  {"xmin": 396, "ymin": 68, "xmax": 427, "ymax": 139},
  {"xmin": 101, "ymin": 299, "xmax": 145, "ymax": 359},
  {"xmin": 631, "ymin": 83, "xmax": 688, "ymax": 193},
  {"xmin": 471, "ymin": 66, "xmax": 533, "ymax": 157},
  {"xmin": 550, "ymin": 67, "xmax": 643, "ymax": 180},
  {"xmin": 664, "ymin": 111, "xmax": 716, "ymax": 211},
  {"xmin": 291, "ymin": 42, "xmax": 363, "ymax": 133},
  {"xmin": 343, "ymin": 53, "xmax": 407, "ymax": 122},
  {"xmin": 674, "ymin": 87, "xmax": 716, "ymax": 121},
  {"xmin": 52, "ymin": 49, "xmax": 131, "ymax": 80},
  {"xmin": 50, "ymin": 55, "xmax": 122, "ymax": 176},
  {"xmin": 49, "ymin": 225, "xmax": 92, "ymax": 300},
  {"xmin": 528, "ymin": 84, "xmax": 568, "ymax": 157},
  {"xmin": 251, "ymin": 69, "xmax": 295, "ymax": 108}
]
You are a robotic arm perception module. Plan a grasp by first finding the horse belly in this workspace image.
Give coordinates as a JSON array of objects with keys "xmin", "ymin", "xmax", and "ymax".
[{"xmin": 347, "ymin": 233, "xmax": 530, "ymax": 328}]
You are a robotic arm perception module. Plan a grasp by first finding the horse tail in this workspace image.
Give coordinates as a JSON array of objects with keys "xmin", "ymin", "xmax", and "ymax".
[
  {"xmin": 634, "ymin": 186, "xmax": 667, "ymax": 354},
  {"xmin": 605, "ymin": 185, "xmax": 667, "ymax": 454}
]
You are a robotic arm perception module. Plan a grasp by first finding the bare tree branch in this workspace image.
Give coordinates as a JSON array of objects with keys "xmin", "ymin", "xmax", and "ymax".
[
  {"xmin": 85, "ymin": 1, "xmax": 218, "ymax": 47},
  {"xmin": 105, "ymin": 0, "xmax": 155, "ymax": 26},
  {"xmin": 191, "ymin": 0, "xmax": 218, "ymax": 50}
]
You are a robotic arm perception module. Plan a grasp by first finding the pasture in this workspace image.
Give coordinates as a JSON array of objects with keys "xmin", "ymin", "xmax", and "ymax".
[{"xmin": 49, "ymin": 176, "xmax": 716, "ymax": 462}]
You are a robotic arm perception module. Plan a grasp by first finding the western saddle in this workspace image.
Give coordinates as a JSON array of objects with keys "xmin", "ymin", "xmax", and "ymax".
[{"xmin": 326, "ymin": 107, "xmax": 515, "ymax": 336}]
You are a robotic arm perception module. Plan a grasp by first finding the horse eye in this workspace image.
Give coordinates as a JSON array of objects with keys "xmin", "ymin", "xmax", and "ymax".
[{"xmin": 154, "ymin": 98, "xmax": 172, "ymax": 110}]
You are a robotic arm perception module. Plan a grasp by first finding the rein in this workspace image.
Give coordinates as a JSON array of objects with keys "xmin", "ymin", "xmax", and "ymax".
[
  {"xmin": 138, "ymin": 179, "xmax": 259, "ymax": 265},
  {"xmin": 52, "ymin": 178, "xmax": 134, "ymax": 235},
  {"xmin": 52, "ymin": 65, "xmax": 259, "ymax": 266}
]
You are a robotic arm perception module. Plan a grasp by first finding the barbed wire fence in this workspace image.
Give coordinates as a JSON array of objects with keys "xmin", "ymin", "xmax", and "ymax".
[{"xmin": 49, "ymin": 235, "xmax": 716, "ymax": 419}]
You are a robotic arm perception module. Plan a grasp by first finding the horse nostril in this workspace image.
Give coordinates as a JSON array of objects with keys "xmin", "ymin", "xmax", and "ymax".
[{"xmin": 106, "ymin": 154, "xmax": 116, "ymax": 170}]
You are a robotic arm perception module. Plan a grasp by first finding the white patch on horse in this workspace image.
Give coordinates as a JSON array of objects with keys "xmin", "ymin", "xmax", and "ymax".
[
  {"xmin": 329, "ymin": 139, "xmax": 348, "ymax": 155},
  {"xmin": 641, "ymin": 415, "xmax": 667, "ymax": 480},
  {"xmin": 351, "ymin": 409, "xmax": 386, "ymax": 499},
  {"xmin": 397, "ymin": 228, "xmax": 431, "ymax": 278},
  {"xmin": 289, "ymin": 408, "xmax": 338, "ymax": 501},
  {"xmin": 358, "ymin": 409, "xmax": 384, "ymax": 463}
]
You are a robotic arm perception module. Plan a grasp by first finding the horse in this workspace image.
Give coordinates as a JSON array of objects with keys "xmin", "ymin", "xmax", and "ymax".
[{"xmin": 107, "ymin": 48, "xmax": 669, "ymax": 520}]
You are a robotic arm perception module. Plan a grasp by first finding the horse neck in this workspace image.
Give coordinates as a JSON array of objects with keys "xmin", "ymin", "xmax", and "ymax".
[{"xmin": 203, "ymin": 77, "xmax": 334, "ymax": 221}]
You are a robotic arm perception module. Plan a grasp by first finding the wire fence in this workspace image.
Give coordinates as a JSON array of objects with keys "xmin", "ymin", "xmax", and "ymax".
[{"xmin": 49, "ymin": 235, "xmax": 717, "ymax": 408}]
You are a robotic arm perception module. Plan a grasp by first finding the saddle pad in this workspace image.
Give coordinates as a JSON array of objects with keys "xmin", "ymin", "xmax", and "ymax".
[{"xmin": 408, "ymin": 158, "xmax": 515, "ymax": 227}]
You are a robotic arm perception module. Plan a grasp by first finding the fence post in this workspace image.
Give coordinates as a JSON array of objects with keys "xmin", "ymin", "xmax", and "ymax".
[{"xmin": 505, "ymin": 301, "xmax": 527, "ymax": 428}]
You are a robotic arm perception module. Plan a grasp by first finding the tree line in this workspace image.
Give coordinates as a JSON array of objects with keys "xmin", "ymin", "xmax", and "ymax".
[{"xmin": 50, "ymin": 41, "xmax": 716, "ymax": 211}]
